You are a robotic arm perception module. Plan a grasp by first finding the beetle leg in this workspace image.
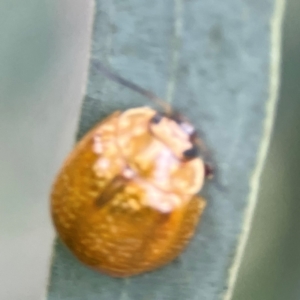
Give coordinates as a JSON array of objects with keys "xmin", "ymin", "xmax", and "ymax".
[{"xmin": 95, "ymin": 175, "xmax": 128, "ymax": 208}]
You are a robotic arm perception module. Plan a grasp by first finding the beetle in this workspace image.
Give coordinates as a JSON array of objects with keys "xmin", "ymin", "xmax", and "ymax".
[{"xmin": 51, "ymin": 62, "xmax": 212, "ymax": 277}]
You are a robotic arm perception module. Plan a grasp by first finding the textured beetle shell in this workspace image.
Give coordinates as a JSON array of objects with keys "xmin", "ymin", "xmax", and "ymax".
[{"xmin": 51, "ymin": 107, "xmax": 206, "ymax": 277}]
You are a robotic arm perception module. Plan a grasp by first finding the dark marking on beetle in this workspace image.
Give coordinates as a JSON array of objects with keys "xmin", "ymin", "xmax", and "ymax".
[
  {"xmin": 150, "ymin": 113, "xmax": 164, "ymax": 124},
  {"xmin": 183, "ymin": 145, "xmax": 199, "ymax": 159}
]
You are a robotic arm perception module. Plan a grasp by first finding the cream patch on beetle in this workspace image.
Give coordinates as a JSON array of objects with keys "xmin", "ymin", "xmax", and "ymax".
[
  {"xmin": 183, "ymin": 159, "xmax": 205, "ymax": 194},
  {"xmin": 106, "ymin": 215, "xmax": 114, "ymax": 223},
  {"xmin": 122, "ymin": 167, "xmax": 135, "ymax": 179},
  {"xmin": 141, "ymin": 181, "xmax": 183, "ymax": 213},
  {"xmin": 131, "ymin": 125, "xmax": 147, "ymax": 136},
  {"xmin": 127, "ymin": 198, "xmax": 141, "ymax": 210},
  {"xmin": 93, "ymin": 158, "xmax": 111, "ymax": 178},
  {"xmin": 107, "ymin": 256, "xmax": 116, "ymax": 262},
  {"xmin": 92, "ymin": 135, "xmax": 103, "ymax": 154},
  {"xmin": 110, "ymin": 226, "xmax": 118, "ymax": 234},
  {"xmin": 150, "ymin": 117, "xmax": 192, "ymax": 158},
  {"xmin": 153, "ymin": 146, "xmax": 177, "ymax": 187},
  {"xmin": 111, "ymin": 198, "xmax": 121, "ymax": 207},
  {"xmin": 119, "ymin": 252, "xmax": 132, "ymax": 258},
  {"xmin": 180, "ymin": 122, "xmax": 195, "ymax": 135}
]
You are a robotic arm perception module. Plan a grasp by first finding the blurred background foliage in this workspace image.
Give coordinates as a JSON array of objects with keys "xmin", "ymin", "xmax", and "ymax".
[
  {"xmin": 0, "ymin": 1, "xmax": 92, "ymax": 299},
  {"xmin": 0, "ymin": 0, "xmax": 299, "ymax": 300},
  {"xmin": 232, "ymin": 0, "xmax": 300, "ymax": 299}
]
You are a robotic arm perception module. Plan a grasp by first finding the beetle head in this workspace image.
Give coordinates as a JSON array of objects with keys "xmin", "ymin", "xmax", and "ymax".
[{"xmin": 149, "ymin": 112, "xmax": 199, "ymax": 161}]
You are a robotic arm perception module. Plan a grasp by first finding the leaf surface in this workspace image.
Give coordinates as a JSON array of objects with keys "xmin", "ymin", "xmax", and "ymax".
[{"xmin": 47, "ymin": 0, "xmax": 284, "ymax": 299}]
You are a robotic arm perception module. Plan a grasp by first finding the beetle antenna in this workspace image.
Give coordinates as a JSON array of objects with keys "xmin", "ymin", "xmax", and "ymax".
[{"xmin": 92, "ymin": 60, "xmax": 172, "ymax": 114}]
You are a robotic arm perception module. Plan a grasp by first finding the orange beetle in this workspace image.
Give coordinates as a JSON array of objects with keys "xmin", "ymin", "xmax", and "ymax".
[{"xmin": 51, "ymin": 63, "xmax": 212, "ymax": 277}]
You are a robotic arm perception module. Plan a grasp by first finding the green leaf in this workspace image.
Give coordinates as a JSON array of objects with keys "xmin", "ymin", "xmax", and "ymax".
[{"xmin": 47, "ymin": 0, "xmax": 285, "ymax": 299}]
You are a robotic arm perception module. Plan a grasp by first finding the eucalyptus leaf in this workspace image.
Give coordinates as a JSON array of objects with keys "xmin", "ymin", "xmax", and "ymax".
[{"xmin": 47, "ymin": 0, "xmax": 285, "ymax": 299}]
